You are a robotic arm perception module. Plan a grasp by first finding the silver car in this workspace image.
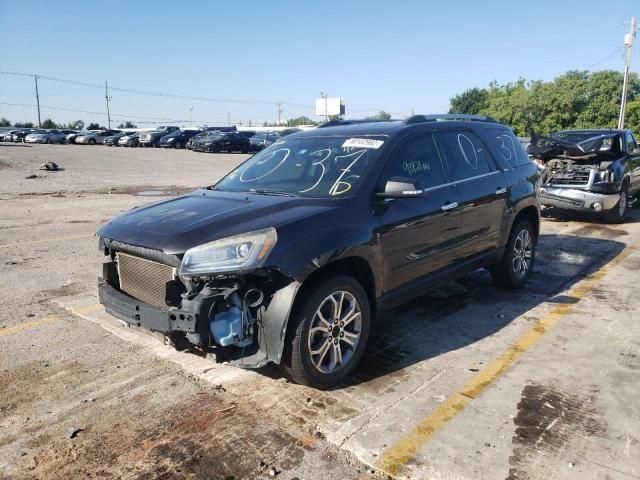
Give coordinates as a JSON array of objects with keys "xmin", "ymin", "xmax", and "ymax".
[
  {"xmin": 24, "ymin": 129, "xmax": 66, "ymax": 144},
  {"xmin": 75, "ymin": 130, "xmax": 120, "ymax": 145}
]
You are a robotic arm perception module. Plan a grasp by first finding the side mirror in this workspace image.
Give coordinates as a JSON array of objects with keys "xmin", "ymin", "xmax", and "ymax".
[
  {"xmin": 376, "ymin": 177, "xmax": 423, "ymax": 199},
  {"xmin": 631, "ymin": 147, "xmax": 640, "ymax": 156}
]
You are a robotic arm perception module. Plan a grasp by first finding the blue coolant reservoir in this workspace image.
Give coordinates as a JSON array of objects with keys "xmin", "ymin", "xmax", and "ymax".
[{"xmin": 210, "ymin": 306, "xmax": 252, "ymax": 347}]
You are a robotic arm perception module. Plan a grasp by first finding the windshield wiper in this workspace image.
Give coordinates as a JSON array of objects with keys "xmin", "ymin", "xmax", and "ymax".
[{"xmin": 248, "ymin": 189, "xmax": 296, "ymax": 197}]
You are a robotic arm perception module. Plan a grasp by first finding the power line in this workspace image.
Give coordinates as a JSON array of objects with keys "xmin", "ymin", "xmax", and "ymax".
[
  {"xmin": 0, "ymin": 70, "xmax": 311, "ymax": 108},
  {"xmin": 0, "ymin": 102, "xmax": 237, "ymax": 125},
  {"xmin": 585, "ymin": 47, "xmax": 625, "ymax": 70}
]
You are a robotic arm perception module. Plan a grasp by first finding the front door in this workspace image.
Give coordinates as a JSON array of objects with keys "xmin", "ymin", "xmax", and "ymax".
[{"xmin": 377, "ymin": 132, "xmax": 463, "ymax": 294}]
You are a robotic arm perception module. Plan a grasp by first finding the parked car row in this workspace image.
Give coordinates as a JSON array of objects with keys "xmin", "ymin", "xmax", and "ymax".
[{"xmin": 1, "ymin": 126, "xmax": 303, "ymax": 155}]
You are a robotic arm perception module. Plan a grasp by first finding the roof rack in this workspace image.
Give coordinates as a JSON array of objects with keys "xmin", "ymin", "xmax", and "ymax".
[
  {"xmin": 317, "ymin": 119, "xmax": 398, "ymax": 128},
  {"xmin": 405, "ymin": 114, "xmax": 497, "ymax": 124}
]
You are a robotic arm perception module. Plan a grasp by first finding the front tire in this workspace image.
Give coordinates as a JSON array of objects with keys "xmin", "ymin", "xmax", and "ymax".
[
  {"xmin": 603, "ymin": 186, "xmax": 629, "ymax": 223},
  {"xmin": 89, "ymin": 138, "xmax": 96, "ymax": 145},
  {"xmin": 281, "ymin": 275, "xmax": 370, "ymax": 389},
  {"xmin": 491, "ymin": 219, "xmax": 536, "ymax": 289}
]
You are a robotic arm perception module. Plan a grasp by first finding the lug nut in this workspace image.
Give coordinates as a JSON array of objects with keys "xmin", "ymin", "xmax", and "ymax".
[
  {"xmin": 340, "ymin": 332, "xmax": 344, "ymax": 337},
  {"xmin": 333, "ymin": 339, "xmax": 338, "ymax": 345}
]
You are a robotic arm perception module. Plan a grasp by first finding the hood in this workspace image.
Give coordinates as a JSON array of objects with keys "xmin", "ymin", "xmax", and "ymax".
[
  {"xmin": 529, "ymin": 133, "xmax": 622, "ymax": 163},
  {"xmin": 97, "ymin": 189, "xmax": 336, "ymax": 254}
]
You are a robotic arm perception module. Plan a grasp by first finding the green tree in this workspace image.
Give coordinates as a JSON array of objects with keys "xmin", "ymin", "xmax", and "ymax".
[
  {"xmin": 451, "ymin": 70, "xmax": 640, "ymax": 137},
  {"xmin": 286, "ymin": 116, "xmax": 317, "ymax": 127},
  {"xmin": 13, "ymin": 122, "xmax": 34, "ymax": 128},
  {"xmin": 117, "ymin": 121, "xmax": 137, "ymax": 128},
  {"xmin": 87, "ymin": 122, "xmax": 101, "ymax": 130},
  {"xmin": 0, "ymin": 118, "xmax": 10, "ymax": 127},
  {"xmin": 366, "ymin": 111, "xmax": 392, "ymax": 120},
  {"xmin": 66, "ymin": 120, "xmax": 85, "ymax": 130},
  {"xmin": 41, "ymin": 118, "xmax": 58, "ymax": 129},
  {"xmin": 449, "ymin": 88, "xmax": 489, "ymax": 115}
]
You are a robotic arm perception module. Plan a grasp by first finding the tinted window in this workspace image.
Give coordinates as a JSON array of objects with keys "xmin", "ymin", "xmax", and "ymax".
[
  {"xmin": 383, "ymin": 133, "xmax": 445, "ymax": 189},
  {"xmin": 439, "ymin": 130, "xmax": 492, "ymax": 181},
  {"xmin": 486, "ymin": 127, "xmax": 530, "ymax": 168},
  {"xmin": 626, "ymin": 132, "xmax": 637, "ymax": 152}
]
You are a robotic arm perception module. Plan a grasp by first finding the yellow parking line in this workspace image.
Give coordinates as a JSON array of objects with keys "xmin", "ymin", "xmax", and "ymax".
[
  {"xmin": 0, "ymin": 234, "xmax": 94, "ymax": 249},
  {"xmin": 376, "ymin": 243, "xmax": 639, "ymax": 477},
  {"xmin": 0, "ymin": 314, "xmax": 64, "ymax": 337},
  {"xmin": 0, "ymin": 304, "xmax": 102, "ymax": 338},
  {"xmin": 71, "ymin": 304, "xmax": 103, "ymax": 315}
]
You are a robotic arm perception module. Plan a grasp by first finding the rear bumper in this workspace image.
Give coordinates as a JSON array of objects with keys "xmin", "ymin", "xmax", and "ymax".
[
  {"xmin": 98, "ymin": 281, "xmax": 196, "ymax": 333},
  {"xmin": 540, "ymin": 186, "xmax": 620, "ymax": 211}
]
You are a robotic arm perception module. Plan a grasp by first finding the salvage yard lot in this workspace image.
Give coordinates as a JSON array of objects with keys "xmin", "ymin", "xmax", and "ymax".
[{"xmin": 1, "ymin": 144, "xmax": 639, "ymax": 480}]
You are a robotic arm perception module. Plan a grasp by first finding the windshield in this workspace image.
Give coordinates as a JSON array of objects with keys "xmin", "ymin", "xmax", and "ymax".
[{"xmin": 214, "ymin": 135, "xmax": 384, "ymax": 198}]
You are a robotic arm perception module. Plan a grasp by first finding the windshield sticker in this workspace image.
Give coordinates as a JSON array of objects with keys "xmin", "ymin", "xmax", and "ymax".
[{"xmin": 342, "ymin": 138, "xmax": 384, "ymax": 150}]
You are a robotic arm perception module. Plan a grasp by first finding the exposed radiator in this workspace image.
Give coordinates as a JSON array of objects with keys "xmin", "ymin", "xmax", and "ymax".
[{"xmin": 116, "ymin": 252, "xmax": 175, "ymax": 307}]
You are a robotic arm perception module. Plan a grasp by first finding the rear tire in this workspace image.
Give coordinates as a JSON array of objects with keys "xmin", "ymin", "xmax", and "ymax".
[
  {"xmin": 281, "ymin": 275, "xmax": 370, "ymax": 389},
  {"xmin": 603, "ymin": 186, "xmax": 629, "ymax": 223},
  {"xmin": 490, "ymin": 219, "xmax": 536, "ymax": 289}
]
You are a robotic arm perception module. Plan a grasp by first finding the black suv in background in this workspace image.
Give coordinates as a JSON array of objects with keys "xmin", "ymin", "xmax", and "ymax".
[
  {"xmin": 250, "ymin": 131, "xmax": 280, "ymax": 152},
  {"xmin": 159, "ymin": 129, "xmax": 201, "ymax": 149},
  {"xmin": 97, "ymin": 115, "xmax": 540, "ymax": 388},
  {"xmin": 191, "ymin": 131, "xmax": 250, "ymax": 153},
  {"xmin": 139, "ymin": 126, "xmax": 180, "ymax": 147}
]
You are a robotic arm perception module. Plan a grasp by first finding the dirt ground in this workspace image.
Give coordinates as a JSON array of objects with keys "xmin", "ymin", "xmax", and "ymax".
[{"xmin": 1, "ymin": 143, "xmax": 639, "ymax": 480}]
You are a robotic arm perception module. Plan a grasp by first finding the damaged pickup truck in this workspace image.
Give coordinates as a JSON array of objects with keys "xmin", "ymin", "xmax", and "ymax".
[
  {"xmin": 531, "ymin": 129, "xmax": 640, "ymax": 223},
  {"xmin": 98, "ymin": 115, "xmax": 540, "ymax": 388}
]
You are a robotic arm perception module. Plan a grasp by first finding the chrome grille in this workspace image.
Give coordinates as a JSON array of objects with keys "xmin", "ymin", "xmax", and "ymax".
[
  {"xmin": 548, "ymin": 166, "xmax": 593, "ymax": 186},
  {"xmin": 116, "ymin": 252, "xmax": 175, "ymax": 307}
]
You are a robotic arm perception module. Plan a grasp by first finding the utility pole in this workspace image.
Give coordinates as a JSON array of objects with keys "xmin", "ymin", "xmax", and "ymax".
[
  {"xmin": 276, "ymin": 101, "xmax": 283, "ymax": 125},
  {"xmin": 228, "ymin": 112, "xmax": 231, "ymax": 126},
  {"xmin": 618, "ymin": 16, "xmax": 637, "ymax": 129},
  {"xmin": 189, "ymin": 106, "xmax": 193, "ymax": 127},
  {"xmin": 104, "ymin": 81, "xmax": 112, "ymax": 129},
  {"xmin": 320, "ymin": 92, "xmax": 328, "ymax": 122},
  {"xmin": 34, "ymin": 75, "xmax": 41, "ymax": 128}
]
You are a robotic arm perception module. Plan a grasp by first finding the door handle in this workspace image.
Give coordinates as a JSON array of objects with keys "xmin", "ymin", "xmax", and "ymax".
[
  {"xmin": 441, "ymin": 202, "xmax": 458, "ymax": 212},
  {"xmin": 495, "ymin": 187, "xmax": 507, "ymax": 195}
]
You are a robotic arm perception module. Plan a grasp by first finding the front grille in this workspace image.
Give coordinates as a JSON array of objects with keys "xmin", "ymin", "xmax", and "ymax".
[
  {"xmin": 548, "ymin": 166, "xmax": 593, "ymax": 186},
  {"xmin": 116, "ymin": 252, "xmax": 175, "ymax": 307}
]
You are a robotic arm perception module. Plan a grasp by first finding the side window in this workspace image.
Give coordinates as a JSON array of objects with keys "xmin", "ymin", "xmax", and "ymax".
[
  {"xmin": 382, "ymin": 133, "xmax": 445, "ymax": 189},
  {"xmin": 485, "ymin": 127, "xmax": 531, "ymax": 168},
  {"xmin": 439, "ymin": 130, "xmax": 492, "ymax": 181},
  {"xmin": 626, "ymin": 132, "xmax": 637, "ymax": 153}
]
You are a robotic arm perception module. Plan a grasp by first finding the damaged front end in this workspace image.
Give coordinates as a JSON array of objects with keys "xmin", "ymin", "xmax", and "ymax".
[
  {"xmin": 97, "ymin": 232, "xmax": 300, "ymax": 368},
  {"xmin": 530, "ymin": 133, "xmax": 625, "ymax": 212}
]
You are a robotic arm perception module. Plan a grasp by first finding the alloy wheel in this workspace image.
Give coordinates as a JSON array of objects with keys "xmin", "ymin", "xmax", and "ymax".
[
  {"xmin": 512, "ymin": 229, "xmax": 532, "ymax": 278},
  {"xmin": 307, "ymin": 290, "xmax": 362, "ymax": 374}
]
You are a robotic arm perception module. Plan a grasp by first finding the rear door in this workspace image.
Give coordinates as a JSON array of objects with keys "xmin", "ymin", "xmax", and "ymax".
[
  {"xmin": 435, "ymin": 128, "xmax": 509, "ymax": 259},
  {"xmin": 377, "ymin": 132, "xmax": 463, "ymax": 293}
]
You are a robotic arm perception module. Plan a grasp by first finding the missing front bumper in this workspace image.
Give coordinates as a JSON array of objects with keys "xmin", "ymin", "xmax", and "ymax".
[{"xmin": 98, "ymin": 281, "xmax": 196, "ymax": 333}]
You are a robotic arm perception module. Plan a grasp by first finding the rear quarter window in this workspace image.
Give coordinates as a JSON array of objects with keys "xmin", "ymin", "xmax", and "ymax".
[{"xmin": 485, "ymin": 127, "xmax": 531, "ymax": 168}]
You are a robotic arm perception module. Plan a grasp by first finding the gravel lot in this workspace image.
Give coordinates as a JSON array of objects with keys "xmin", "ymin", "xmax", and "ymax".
[{"xmin": 1, "ymin": 143, "xmax": 639, "ymax": 480}]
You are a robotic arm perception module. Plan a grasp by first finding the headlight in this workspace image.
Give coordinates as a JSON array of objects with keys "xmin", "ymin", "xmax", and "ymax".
[
  {"xmin": 166, "ymin": 137, "xmax": 175, "ymax": 142},
  {"xmin": 205, "ymin": 141, "xmax": 213, "ymax": 146},
  {"xmin": 180, "ymin": 227, "xmax": 277, "ymax": 275}
]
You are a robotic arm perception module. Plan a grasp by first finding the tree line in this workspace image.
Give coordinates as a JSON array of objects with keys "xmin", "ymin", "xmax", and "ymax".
[{"xmin": 448, "ymin": 69, "xmax": 640, "ymax": 137}]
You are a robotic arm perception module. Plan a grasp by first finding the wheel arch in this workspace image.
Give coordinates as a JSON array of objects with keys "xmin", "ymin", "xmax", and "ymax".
[
  {"xmin": 292, "ymin": 256, "xmax": 377, "ymax": 322},
  {"xmin": 513, "ymin": 205, "xmax": 540, "ymax": 238}
]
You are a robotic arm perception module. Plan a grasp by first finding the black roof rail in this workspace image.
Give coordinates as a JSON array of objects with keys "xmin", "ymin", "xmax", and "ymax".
[
  {"xmin": 405, "ymin": 114, "xmax": 498, "ymax": 124},
  {"xmin": 317, "ymin": 118, "xmax": 399, "ymax": 128}
]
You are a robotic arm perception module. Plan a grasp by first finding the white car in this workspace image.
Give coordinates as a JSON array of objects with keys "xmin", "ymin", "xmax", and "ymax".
[
  {"xmin": 24, "ymin": 129, "xmax": 66, "ymax": 144},
  {"xmin": 75, "ymin": 130, "xmax": 120, "ymax": 145}
]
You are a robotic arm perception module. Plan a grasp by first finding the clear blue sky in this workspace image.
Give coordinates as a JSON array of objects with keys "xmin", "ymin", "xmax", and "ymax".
[{"xmin": 0, "ymin": 0, "xmax": 637, "ymax": 126}]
